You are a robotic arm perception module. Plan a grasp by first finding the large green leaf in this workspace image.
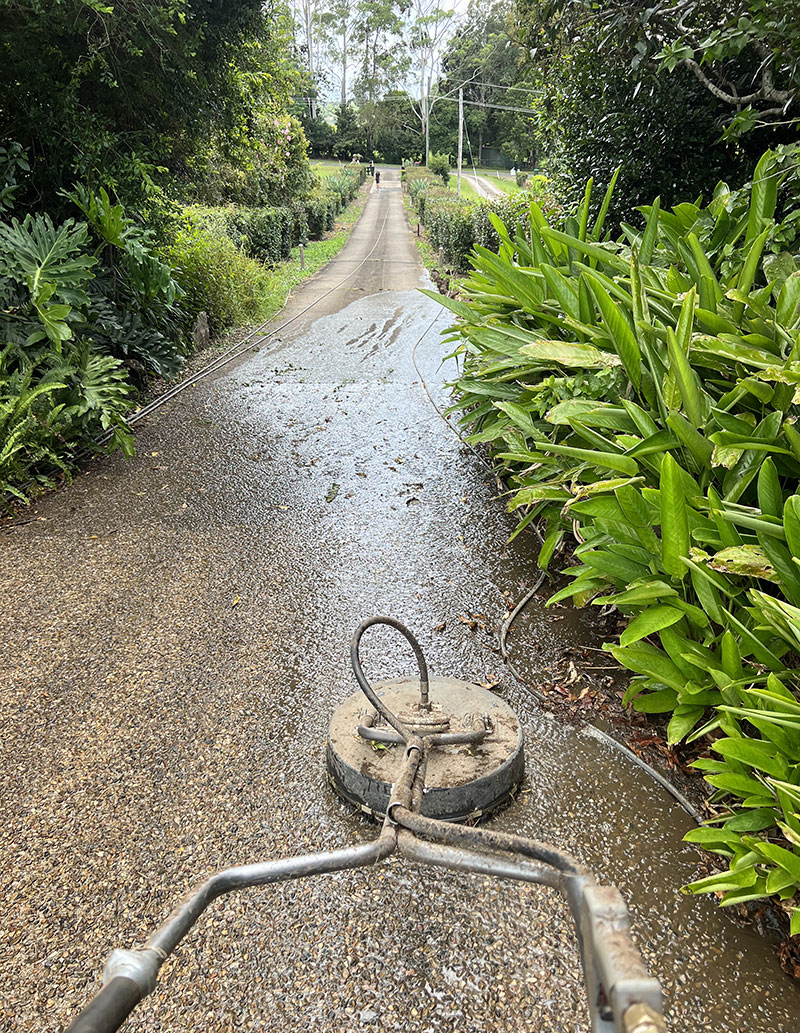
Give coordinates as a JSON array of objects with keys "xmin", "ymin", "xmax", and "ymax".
[
  {"xmin": 533, "ymin": 440, "xmax": 639, "ymax": 475},
  {"xmin": 666, "ymin": 288, "xmax": 705, "ymax": 426},
  {"xmin": 746, "ymin": 150, "xmax": 778, "ymax": 245},
  {"xmin": 0, "ymin": 213, "xmax": 95, "ymax": 296},
  {"xmin": 712, "ymin": 737, "xmax": 787, "ymax": 779},
  {"xmin": 777, "ymin": 271, "xmax": 800, "ymax": 327},
  {"xmin": 619, "ymin": 605, "xmax": 684, "ymax": 646},
  {"xmin": 517, "ymin": 336, "xmax": 620, "ymax": 368},
  {"xmin": 731, "ymin": 227, "xmax": 771, "ymax": 324},
  {"xmin": 586, "ymin": 274, "xmax": 641, "ymax": 389},
  {"xmin": 660, "ymin": 453, "xmax": 690, "ymax": 579},
  {"xmin": 540, "ymin": 226, "xmax": 629, "ymax": 272},
  {"xmin": 591, "ymin": 166, "xmax": 620, "ymax": 240}
]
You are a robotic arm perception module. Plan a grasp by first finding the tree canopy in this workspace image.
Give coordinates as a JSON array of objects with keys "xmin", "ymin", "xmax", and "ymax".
[{"xmin": 0, "ymin": 0, "xmax": 302, "ymax": 211}]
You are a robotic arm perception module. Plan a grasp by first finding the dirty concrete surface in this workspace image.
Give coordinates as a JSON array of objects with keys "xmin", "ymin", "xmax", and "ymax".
[{"xmin": 2, "ymin": 170, "xmax": 799, "ymax": 1032}]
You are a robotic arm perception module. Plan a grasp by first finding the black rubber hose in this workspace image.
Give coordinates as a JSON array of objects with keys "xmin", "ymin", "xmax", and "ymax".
[
  {"xmin": 350, "ymin": 616, "xmax": 430, "ymax": 742},
  {"xmin": 65, "ymin": 977, "xmax": 142, "ymax": 1033}
]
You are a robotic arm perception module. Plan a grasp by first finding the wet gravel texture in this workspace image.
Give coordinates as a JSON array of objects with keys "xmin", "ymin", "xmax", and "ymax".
[{"xmin": 2, "ymin": 172, "xmax": 799, "ymax": 1032}]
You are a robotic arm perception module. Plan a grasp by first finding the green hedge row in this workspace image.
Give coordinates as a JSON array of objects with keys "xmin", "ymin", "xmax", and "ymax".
[
  {"xmin": 190, "ymin": 165, "xmax": 367, "ymax": 264},
  {"xmin": 190, "ymin": 205, "xmax": 294, "ymax": 265},
  {"xmin": 406, "ymin": 167, "xmax": 556, "ymax": 270},
  {"xmin": 170, "ymin": 165, "xmax": 368, "ymax": 336},
  {"xmin": 304, "ymin": 166, "xmax": 367, "ymax": 239}
]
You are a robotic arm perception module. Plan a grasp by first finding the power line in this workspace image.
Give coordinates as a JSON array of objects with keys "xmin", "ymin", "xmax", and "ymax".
[
  {"xmin": 294, "ymin": 90, "xmax": 541, "ymax": 117},
  {"xmin": 436, "ymin": 95, "xmax": 540, "ymax": 116},
  {"xmin": 455, "ymin": 80, "xmax": 543, "ymax": 95}
]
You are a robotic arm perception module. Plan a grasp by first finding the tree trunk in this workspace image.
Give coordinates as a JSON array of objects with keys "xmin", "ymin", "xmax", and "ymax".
[{"xmin": 341, "ymin": 28, "xmax": 347, "ymax": 106}]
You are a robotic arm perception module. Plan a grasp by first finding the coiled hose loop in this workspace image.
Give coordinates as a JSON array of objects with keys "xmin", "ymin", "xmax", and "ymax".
[{"xmin": 350, "ymin": 617, "xmax": 431, "ymax": 743}]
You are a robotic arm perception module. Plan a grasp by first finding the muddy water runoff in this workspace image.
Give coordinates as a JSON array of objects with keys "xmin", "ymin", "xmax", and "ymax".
[{"xmin": 2, "ymin": 170, "xmax": 799, "ymax": 1032}]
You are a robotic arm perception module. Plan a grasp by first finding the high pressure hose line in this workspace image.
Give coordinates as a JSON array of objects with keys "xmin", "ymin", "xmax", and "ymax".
[
  {"xmin": 350, "ymin": 616, "xmax": 431, "ymax": 743},
  {"xmin": 350, "ymin": 617, "xmax": 493, "ymax": 748}
]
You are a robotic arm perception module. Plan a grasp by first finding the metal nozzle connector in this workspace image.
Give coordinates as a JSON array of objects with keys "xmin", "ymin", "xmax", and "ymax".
[{"xmin": 623, "ymin": 1002, "xmax": 668, "ymax": 1033}]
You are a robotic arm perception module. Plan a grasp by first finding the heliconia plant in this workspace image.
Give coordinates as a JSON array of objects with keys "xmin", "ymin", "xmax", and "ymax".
[{"xmin": 426, "ymin": 149, "xmax": 800, "ymax": 934}]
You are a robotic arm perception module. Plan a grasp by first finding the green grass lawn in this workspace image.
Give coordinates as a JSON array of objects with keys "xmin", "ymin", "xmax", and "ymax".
[
  {"xmin": 483, "ymin": 177, "xmax": 520, "ymax": 196},
  {"xmin": 447, "ymin": 175, "xmax": 482, "ymax": 202},
  {"xmin": 310, "ymin": 160, "xmax": 353, "ymax": 180},
  {"xmin": 473, "ymin": 169, "xmax": 521, "ymax": 196}
]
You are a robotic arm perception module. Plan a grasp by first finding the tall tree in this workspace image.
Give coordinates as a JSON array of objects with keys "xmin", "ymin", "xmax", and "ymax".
[
  {"xmin": 353, "ymin": 0, "xmax": 408, "ymax": 105},
  {"xmin": 514, "ymin": 0, "xmax": 759, "ymax": 215},
  {"xmin": 406, "ymin": 0, "xmax": 456, "ymax": 162},
  {"xmin": 440, "ymin": 0, "xmax": 531, "ymax": 164},
  {"xmin": 291, "ymin": 0, "xmax": 326, "ymax": 117},
  {"xmin": 319, "ymin": 0, "xmax": 361, "ymax": 106}
]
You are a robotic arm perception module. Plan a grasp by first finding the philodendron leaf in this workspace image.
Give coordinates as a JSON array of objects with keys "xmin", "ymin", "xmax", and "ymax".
[
  {"xmin": 0, "ymin": 213, "xmax": 95, "ymax": 293},
  {"xmin": 31, "ymin": 281, "xmax": 73, "ymax": 345}
]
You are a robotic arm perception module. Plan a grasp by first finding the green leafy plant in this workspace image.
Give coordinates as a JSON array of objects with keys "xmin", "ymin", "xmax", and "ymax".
[
  {"xmin": 428, "ymin": 152, "xmax": 451, "ymax": 185},
  {"xmin": 0, "ymin": 193, "xmax": 188, "ymax": 500},
  {"xmin": 407, "ymin": 166, "xmax": 558, "ymax": 269},
  {"xmin": 0, "ymin": 357, "xmax": 70, "ymax": 505},
  {"xmin": 431, "ymin": 148, "xmax": 800, "ymax": 931},
  {"xmin": 161, "ymin": 216, "xmax": 274, "ymax": 335}
]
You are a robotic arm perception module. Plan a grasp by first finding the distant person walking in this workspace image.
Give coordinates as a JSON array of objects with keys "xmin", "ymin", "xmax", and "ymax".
[{"xmin": 375, "ymin": 169, "xmax": 381, "ymax": 190}]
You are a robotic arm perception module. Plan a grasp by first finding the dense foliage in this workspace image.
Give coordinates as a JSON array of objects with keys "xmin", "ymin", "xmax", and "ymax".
[
  {"xmin": 512, "ymin": 0, "xmax": 769, "ymax": 218},
  {"xmin": 169, "ymin": 165, "xmax": 365, "ymax": 333},
  {"xmin": 541, "ymin": 1, "xmax": 800, "ymax": 139},
  {"xmin": 0, "ymin": 189, "xmax": 183, "ymax": 499},
  {"xmin": 0, "ymin": 0, "xmax": 375, "ymax": 504},
  {"xmin": 433, "ymin": 148, "xmax": 800, "ymax": 933},
  {"xmin": 1, "ymin": 0, "xmax": 302, "ymax": 212}
]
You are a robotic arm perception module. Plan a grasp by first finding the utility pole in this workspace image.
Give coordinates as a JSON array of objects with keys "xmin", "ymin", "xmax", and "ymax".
[
  {"xmin": 456, "ymin": 86, "xmax": 463, "ymax": 197},
  {"xmin": 425, "ymin": 72, "xmax": 432, "ymax": 165}
]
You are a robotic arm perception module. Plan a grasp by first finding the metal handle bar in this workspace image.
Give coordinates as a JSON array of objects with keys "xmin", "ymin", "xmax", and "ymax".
[
  {"xmin": 65, "ymin": 978, "xmax": 141, "ymax": 1033},
  {"xmin": 66, "ymin": 744, "xmax": 666, "ymax": 1033}
]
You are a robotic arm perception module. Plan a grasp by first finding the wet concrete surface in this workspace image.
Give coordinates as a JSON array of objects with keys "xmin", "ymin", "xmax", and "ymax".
[{"xmin": 2, "ymin": 170, "xmax": 799, "ymax": 1031}]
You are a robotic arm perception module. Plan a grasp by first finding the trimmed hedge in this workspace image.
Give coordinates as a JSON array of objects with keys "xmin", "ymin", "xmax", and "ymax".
[
  {"xmin": 307, "ymin": 165, "xmax": 366, "ymax": 239},
  {"xmin": 189, "ymin": 165, "xmax": 367, "ymax": 261},
  {"xmin": 406, "ymin": 167, "xmax": 557, "ymax": 270},
  {"xmin": 189, "ymin": 205, "xmax": 293, "ymax": 265}
]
